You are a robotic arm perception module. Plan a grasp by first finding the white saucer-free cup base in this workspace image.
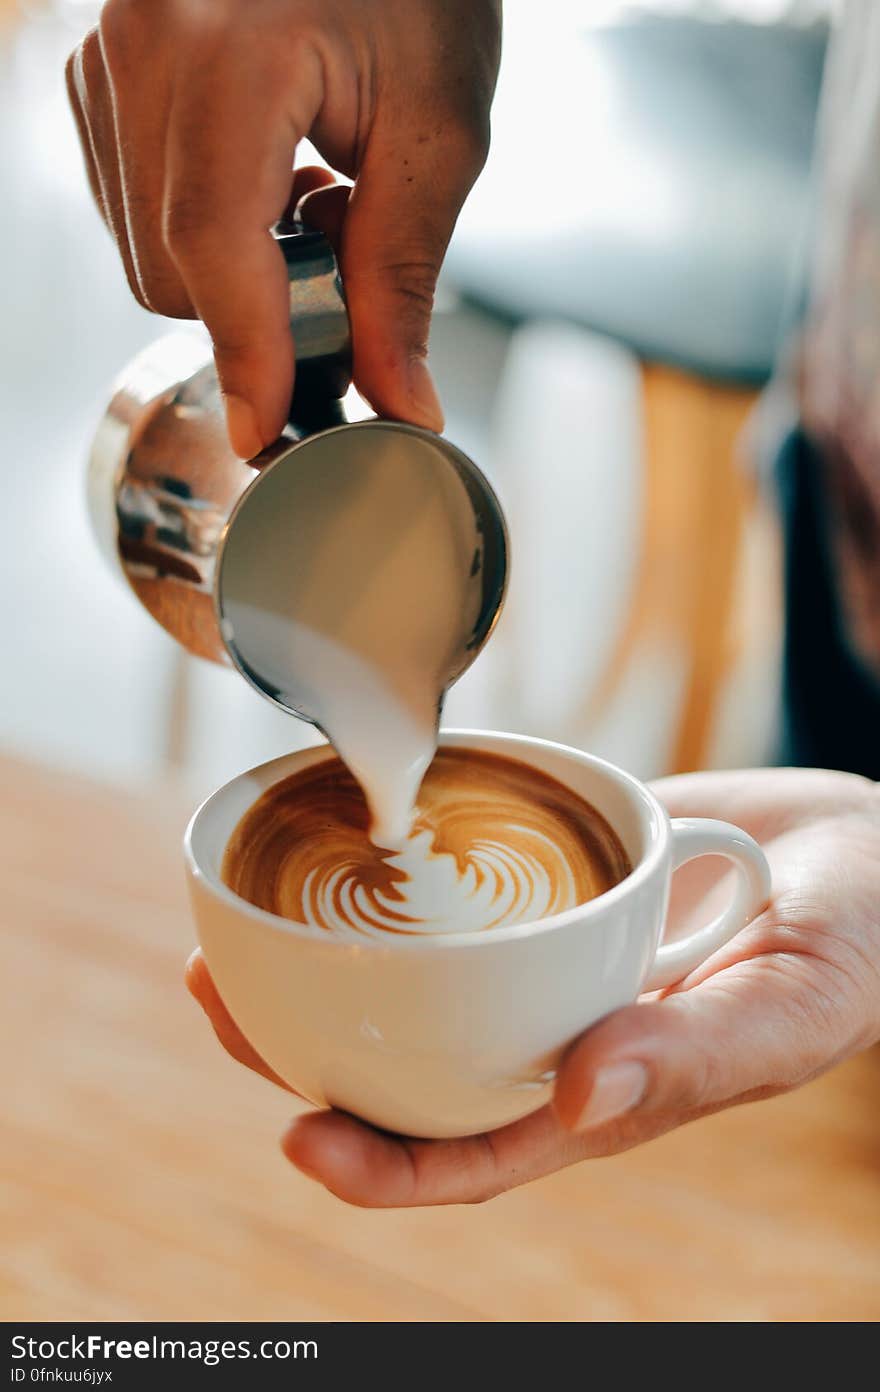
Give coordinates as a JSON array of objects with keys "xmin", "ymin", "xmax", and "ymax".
[{"xmin": 185, "ymin": 731, "xmax": 770, "ymax": 1139}]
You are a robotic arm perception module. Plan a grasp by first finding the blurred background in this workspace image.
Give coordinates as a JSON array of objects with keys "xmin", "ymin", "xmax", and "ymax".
[{"xmin": 1, "ymin": 0, "xmax": 833, "ymax": 800}]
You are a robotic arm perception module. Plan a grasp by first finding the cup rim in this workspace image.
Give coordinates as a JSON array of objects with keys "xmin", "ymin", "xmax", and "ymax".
[{"xmin": 184, "ymin": 729, "xmax": 670, "ymax": 952}]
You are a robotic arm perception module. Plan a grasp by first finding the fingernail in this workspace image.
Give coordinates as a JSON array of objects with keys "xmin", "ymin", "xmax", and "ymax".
[
  {"xmin": 407, "ymin": 357, "xmax": 444, "ymax": 433},
  {"xmin": 224, "ymin": 394, "xmax": 263, "ymax": 459},
  {"xmin": 573, "ymin": 1061, "xmax": 647, "ymax": 1132}
]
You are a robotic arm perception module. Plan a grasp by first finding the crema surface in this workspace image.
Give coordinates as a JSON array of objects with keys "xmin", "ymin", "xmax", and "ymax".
[{"xmin": 222, "ymin": 748, "xmax": 632, "ymax": 939}]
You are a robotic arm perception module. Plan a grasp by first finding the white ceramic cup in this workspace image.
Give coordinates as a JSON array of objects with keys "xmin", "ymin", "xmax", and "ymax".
[{"xmin": 185, "ymin": 730, "xmax": 771, "ymax": 1139}]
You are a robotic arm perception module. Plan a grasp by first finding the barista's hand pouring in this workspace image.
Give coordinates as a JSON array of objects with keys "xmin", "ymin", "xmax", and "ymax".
[
  {"xmin": 66, "ymin": 0, "xmax": 501, "ymax": 456},
  {"xmin": 69, "ymin": 2, "xmax": 880, "ymax": 1206}
]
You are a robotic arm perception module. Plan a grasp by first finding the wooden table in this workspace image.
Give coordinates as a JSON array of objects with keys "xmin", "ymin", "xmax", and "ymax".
[{"xmin": 1, "ymin": 755, "xmax": 878, "ymax": 1323}]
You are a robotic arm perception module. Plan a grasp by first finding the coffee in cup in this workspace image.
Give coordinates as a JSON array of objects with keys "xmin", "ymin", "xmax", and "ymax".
[{"xmin": 221, "ymin": 747, "xmax": 632, "ymax": 940}]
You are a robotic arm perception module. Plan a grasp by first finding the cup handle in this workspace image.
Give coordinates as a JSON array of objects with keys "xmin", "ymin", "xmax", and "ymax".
[{"xmin": 643, "ymin": 818, "xmax": 772, "ymax": 993}]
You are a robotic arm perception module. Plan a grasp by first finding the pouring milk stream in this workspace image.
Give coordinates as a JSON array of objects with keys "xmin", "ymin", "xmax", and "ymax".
[{"xmin": 217, "ymin": 422, "xmax": 486, "ymax": 849}]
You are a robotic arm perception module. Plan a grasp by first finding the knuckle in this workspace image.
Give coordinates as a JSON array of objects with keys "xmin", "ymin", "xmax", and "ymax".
[
  {"xmin": 347, "ymin": 258, "xmax": 438, "ymax": 349},
  {"xmin": 464, "ymin": 1135, "xmax": 503, "ymax": 1204},
  {"xmin": 461, "ymin": 115, "xmax": 492, "ymax": 175},
  {"xmin": 270, "ymin": 31, "xmax": 323, "ymax": 87},
  {"xmin": 443, "ymin": 109, "xmax": 492, "ymax": 178},
  {"xmin": 153, "ymin": 294, "xmax": 193, "ymax": 321},
  {"xmin": 163, "ymin": 198, "xmax": 212, "ymax": 260},
  {"xmin": 139, "ymin": 279, "xmax": 192, "ymax": 319},
  {"xmin": 126, "ymin": 210, "xmax": 194, "ymax": 318},
  {"xmin": 76, "ymin": 28, "xmax": 104, "ymax": 96},
  {"xmin": 639, "ymin": 1016, "xmax": 719, "ymax": 1113},
  {"xmin": 378, "ymin": 259, "xmax": 438, "ymax": 316}
]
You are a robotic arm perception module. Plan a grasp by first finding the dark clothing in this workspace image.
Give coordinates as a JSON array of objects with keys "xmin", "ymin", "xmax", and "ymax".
[{"xmin": 778, "ymin": 426, "xmax": 880, "ymax": 778}]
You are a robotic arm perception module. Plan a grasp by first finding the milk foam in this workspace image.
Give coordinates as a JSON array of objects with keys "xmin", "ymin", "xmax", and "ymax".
[{"xmin": 300, "ymin": 826, "xmax": 578, "ymax": 940}]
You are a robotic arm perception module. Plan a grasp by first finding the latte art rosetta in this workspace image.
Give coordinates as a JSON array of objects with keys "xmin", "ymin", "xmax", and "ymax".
[{"xmin": 222, "ymin": 749, "xmax": 632, "ymax": 939}]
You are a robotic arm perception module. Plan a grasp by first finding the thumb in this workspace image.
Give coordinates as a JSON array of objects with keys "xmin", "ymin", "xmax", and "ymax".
[
  {"xmin": 339, "ymin": 131, "xmax": 484, "ymax": 432},
  {"xmin": 554, "ymin": 949, "xmax": 856, "ymax": 1135}
]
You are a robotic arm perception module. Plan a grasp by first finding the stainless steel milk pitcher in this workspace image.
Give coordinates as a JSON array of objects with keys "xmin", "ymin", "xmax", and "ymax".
[{"xmin": 88, "ymin": 226, "xmax": 508, "ymax": 719}]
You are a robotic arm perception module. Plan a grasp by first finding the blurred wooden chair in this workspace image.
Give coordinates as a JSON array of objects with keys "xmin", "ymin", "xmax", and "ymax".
[{"xmin": 616, "ymin": 362, "xmax": 777, "ymax": 773}]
